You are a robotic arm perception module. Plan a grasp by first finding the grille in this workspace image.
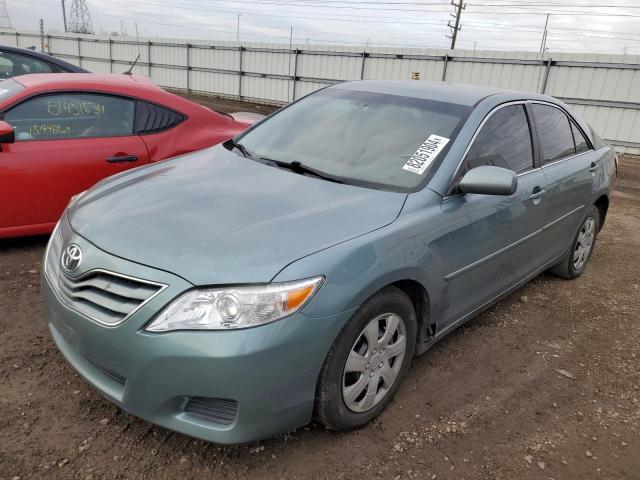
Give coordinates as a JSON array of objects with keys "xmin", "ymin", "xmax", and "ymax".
[
  {"xmin": 44, "ymin": 227, "xmax": 166, "ymax": 327},
  {"xmin": 185, "ymin": 397, "xmax": 238, "ymax": 425},
  {"xmin": 55, "ymin": 270, "xmax": 164, "ymax": 326}
]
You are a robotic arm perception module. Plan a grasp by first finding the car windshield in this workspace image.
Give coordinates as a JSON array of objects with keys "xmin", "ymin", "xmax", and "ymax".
[
  {"xmin": 236, "ymin": 87, "xmax": 471, "ymax": 191},
  {"xmin": 0, "ymin": 78, "xmax": 25, "ymax": 101}
]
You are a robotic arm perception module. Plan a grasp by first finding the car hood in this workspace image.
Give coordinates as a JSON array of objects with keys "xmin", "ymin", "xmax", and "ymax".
[{"xmin": 69, "ymin": 146, "xmax": 407, "ymax": 285}]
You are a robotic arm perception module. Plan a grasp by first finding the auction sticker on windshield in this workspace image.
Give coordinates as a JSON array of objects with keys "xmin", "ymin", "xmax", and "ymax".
[{"xmin": 402, "ymin": 134, "xmax": 450, "ymax": 175}]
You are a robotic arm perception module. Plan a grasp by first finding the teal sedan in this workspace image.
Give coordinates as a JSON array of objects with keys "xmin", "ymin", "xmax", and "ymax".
[{"xmin": 42, "ymin": 81, "xmax": 616, "ymax": 444}]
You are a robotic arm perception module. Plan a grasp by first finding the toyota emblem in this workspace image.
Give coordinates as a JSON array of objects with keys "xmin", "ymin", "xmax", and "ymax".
[{"xmin": 61, "ymin": 244, "xmax": 83, "ymax": 273}]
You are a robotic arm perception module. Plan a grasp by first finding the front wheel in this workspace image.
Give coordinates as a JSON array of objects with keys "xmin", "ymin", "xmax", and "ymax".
[
  {"xmin": 550, "ymin": 205, "xmax": 600, "ymax": 279},
  {"xmin": 315, "ymin": 286, "xmax": 417, "ymax": 431}
]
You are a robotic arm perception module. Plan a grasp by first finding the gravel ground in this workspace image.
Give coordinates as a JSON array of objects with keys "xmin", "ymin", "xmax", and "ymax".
[{"xmin": 0, "ymin": 94, "xmax": 638, "ymax": 479}]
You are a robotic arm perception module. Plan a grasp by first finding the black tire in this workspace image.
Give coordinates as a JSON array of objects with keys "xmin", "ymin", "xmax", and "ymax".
[
  {"xmin": 550, "ymin": 205, "xmax": 600, "ymax": 279},
  {"xmin": 315, "ymin": 286, "xmax": 417, "ymax": 431}
]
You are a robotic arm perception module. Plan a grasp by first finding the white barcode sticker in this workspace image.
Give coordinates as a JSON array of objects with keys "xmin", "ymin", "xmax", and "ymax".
[{"xmin": 402, "ymin": 134, "xmax": 450, "ymax": 175}]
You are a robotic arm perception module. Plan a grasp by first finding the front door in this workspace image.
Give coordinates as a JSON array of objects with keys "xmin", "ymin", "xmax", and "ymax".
[
  {"xmin": 432, "ymin": 103, "xmax": 548, "ymax": 327},
  {"xmin": 0, "ymin": 92, "xmax": 149, "ymax": 234}
]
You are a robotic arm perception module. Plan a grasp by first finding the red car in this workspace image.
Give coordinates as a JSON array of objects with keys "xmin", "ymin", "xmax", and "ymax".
[{"xmin": 0, "ymin": 73, "xmax": 250, "ymax": 238}]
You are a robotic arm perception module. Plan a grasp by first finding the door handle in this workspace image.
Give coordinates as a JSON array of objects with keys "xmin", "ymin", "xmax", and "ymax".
[
  {"xmin": 106, "ymin": 155, "xmax": 138, "ymax": 163},
  {"xmin": 589, "ymin": 162, "xmax": 599, "ymax": 172},
  {"xmin": 530, "ymin": 187, "xmax": 546, "ymax": 200}
]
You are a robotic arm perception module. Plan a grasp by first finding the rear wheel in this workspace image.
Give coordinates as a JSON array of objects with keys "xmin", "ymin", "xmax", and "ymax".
[
  {"xmin": 550, "ymin": 205, "xmax": 599, "ymax": 279},
  {"xmin": 315, "ymin": 286, "xmax": 417, "ymax": 431}
]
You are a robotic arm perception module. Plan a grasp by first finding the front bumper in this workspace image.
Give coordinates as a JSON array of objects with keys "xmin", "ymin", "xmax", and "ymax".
[{"xmin": 42, "ymin": 220, "xmax": 355, "ymax": 444}]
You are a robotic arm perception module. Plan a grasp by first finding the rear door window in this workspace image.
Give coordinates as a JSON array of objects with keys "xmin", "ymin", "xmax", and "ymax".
[
  {"xmin": 532, "ymin": 104, "xmax": 576, "ymax": 163},
  {"xmin": 464, "ymin": 104, "xmax": 534, "ymax": 174},
  {"xmin": 4, "ymin": 93, "xmax": 135, "ymax": 140}
]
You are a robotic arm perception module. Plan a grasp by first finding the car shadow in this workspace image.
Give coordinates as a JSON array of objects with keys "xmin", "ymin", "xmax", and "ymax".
[{"xmin": 0, "ymin": 234, "xmax": 49, "ymax": 252}]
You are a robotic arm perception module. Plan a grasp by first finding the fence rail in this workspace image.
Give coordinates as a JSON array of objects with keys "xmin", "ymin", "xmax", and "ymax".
[{"xmin": 2, "ymin": 29, "xmax": 639, "ymax": 153}]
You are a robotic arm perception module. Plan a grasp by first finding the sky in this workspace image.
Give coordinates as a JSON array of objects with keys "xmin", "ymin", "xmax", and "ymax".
[{"xmin": 4, "ymin": 0, "xmax": 640, "ymax": 54}]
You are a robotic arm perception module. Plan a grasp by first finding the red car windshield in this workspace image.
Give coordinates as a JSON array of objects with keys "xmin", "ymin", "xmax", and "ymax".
[{"xmin": 0, "ymin": 79, "xmax": 25, "ymax": 101}]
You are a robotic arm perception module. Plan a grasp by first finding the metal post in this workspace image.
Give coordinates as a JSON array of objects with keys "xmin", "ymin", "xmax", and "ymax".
[
  {"xmin": 360, "ymin": 51, "xmax": 366, "ymax": 80},
  {"xmin": 108, "ymin": 38, "xmax": 113, "ymax": 73},
  {"xmin": 238, "ymin": 46, "xmax": 243, "ymax": 100},
  {"xmin": 291, "ymin": 48, "xmax": 299, "ymax": 102},
  {"xmin": 186, "ymin": 43, "xmax": 191, "ymax": 93},
  {"xmin": 39, "ymin": 19, "xmax": 45, "ymax": 52},
  {"xmin": 15, "ymin": 31, "xmax": 18, "ymax": 47},
  {"xmin": 441, "ymin": 54, "xmax": 449, "ymax": 81},
  {"xmin": 541, "ymin": 58, "xmax": 552, "ymax": 94},
  {"xmin": 287, "ymin": 26, "xmax": 293, "ymax": 102},
  {"xmin": 46, "ymin": 34, "xmax": 51, "ymax": 54},
  {"xmin": 77, "ymin": 36, "xmax": 81, "ymax": 68},
  {"xmin": 147, "ymin": 41, "xmax": 151, "ymax": 77}
]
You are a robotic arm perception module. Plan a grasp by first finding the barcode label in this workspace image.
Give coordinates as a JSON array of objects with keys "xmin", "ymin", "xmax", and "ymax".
[{"xmin": 402, "ymin": 134, "xmax": 450, "ymax": 175}]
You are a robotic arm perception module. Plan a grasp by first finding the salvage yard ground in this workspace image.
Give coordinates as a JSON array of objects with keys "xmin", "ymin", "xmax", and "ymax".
[{"xmin": 1, "ymin": 94, "xmax": 639, "ymax": 480}]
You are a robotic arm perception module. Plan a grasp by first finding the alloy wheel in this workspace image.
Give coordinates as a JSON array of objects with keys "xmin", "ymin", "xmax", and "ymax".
[
  {"xmin": 342, "ymin": 313, "xmax": 407, "ymax": 413},
  {"xmin": 573, "ymin": 216, "xmax": 596, "ymax": 270}
]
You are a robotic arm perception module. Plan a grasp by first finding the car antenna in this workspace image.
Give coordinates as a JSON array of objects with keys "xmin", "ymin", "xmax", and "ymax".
[{"xmin": 123, "ymin": 54, "xmax": 141, "ymax": 75}]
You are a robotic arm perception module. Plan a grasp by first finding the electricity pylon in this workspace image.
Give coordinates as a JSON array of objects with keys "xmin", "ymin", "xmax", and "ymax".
[
  {"xmin": 68, "ymin": 0, "xmax": 93, "ymax": 34},
  {"xmin": 0, "ymin": 1, "xmax": 12, "ymax": 29}
]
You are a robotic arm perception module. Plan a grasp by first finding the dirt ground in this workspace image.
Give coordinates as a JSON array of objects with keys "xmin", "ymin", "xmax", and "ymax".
[
  {"xmin": 169, "ymin": 90, "xmax": 281, "ymax": 116},
  {"xmin": 1, "ymin": 96, "xmax": 639, "ymax": 479}
]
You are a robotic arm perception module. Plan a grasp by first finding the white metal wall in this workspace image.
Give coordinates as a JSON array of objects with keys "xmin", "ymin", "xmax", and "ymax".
[{"xmin": 2, "ymin": 30, "xmax": 639, "ymax": 153}]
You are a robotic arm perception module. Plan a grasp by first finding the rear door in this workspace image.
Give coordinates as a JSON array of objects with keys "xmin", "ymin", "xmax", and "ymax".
[
  {"xmin": 435, "ymin": 103, "xmax": 548, "ymax": 326},
  {"xmin": 530, "ymin": 102, "xmax": 596, "ymax": 262},
  {"xmin": 0, "ymin": 92, "xmax": 149, "ymax": 232}
]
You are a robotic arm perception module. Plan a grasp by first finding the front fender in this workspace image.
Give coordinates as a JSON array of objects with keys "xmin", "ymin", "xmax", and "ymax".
[{"xmin": 272, "ymin": 190, "xmax": 446, "ymax": 320}]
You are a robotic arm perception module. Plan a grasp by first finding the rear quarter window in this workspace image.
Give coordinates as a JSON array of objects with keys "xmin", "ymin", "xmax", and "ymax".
[{"xmin": 134, "ymin": 101, "xmax": 185, "ymax": 134}]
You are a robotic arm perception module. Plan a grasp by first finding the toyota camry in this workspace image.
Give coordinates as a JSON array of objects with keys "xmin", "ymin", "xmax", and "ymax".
[{"xmin": 42, "ymin": 80, "xmax": 616, "ymax": 444}]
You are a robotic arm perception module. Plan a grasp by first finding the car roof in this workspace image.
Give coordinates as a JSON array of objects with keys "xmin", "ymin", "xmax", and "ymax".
[
  {"xmin": 332, "ymin": 80, "xmax": 532, "ymax": 107},
  {"xmin": 13, "ymin": 73, "xmax": 158, "ymax": 90},
  {"xmin": 2, "ymin": 73, "xmax": 219, "ymax": 120},
  {"xmin": 0, "ymin": 45, "xmax": 88, "ymax": 73}
]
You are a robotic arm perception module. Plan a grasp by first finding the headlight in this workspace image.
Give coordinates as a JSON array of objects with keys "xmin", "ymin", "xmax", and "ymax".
[{"xmin": 145, "ymin": 276, "xmax": 323, "ymax": 332}]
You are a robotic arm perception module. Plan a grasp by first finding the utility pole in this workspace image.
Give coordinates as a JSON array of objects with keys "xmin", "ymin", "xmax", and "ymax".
[
  {"xmin": 539, "ymin": 13, "xmax": 550, "ymax": 54},
  {"xmin": 61, "ymin": 0, "xmax": 67, "ymax": 32},
  {"xmin": 447, "ymin": 0, "xmax": 465, "ymax": 50},
  {"xmin": 236, "ymin": 14, "xmax": 241, "ymax": 43}
]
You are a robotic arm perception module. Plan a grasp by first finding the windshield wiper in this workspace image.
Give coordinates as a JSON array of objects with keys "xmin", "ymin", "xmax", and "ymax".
[
  {"xmin": 226, "ymin": 139, "xmax": 253, "ymax": 159},
  {"xmin": 264, "ymin": 159, "xmax": 344, "ymax": 184}
]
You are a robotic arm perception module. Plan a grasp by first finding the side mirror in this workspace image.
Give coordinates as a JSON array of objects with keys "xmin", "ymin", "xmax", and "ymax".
[
  {"xmin": 458, "ymin": 165, "xmax": 517, "ymax": 196},
  {"xmin": 0, "ymin": 120, "xmax": 14, "ymax": 144}
]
